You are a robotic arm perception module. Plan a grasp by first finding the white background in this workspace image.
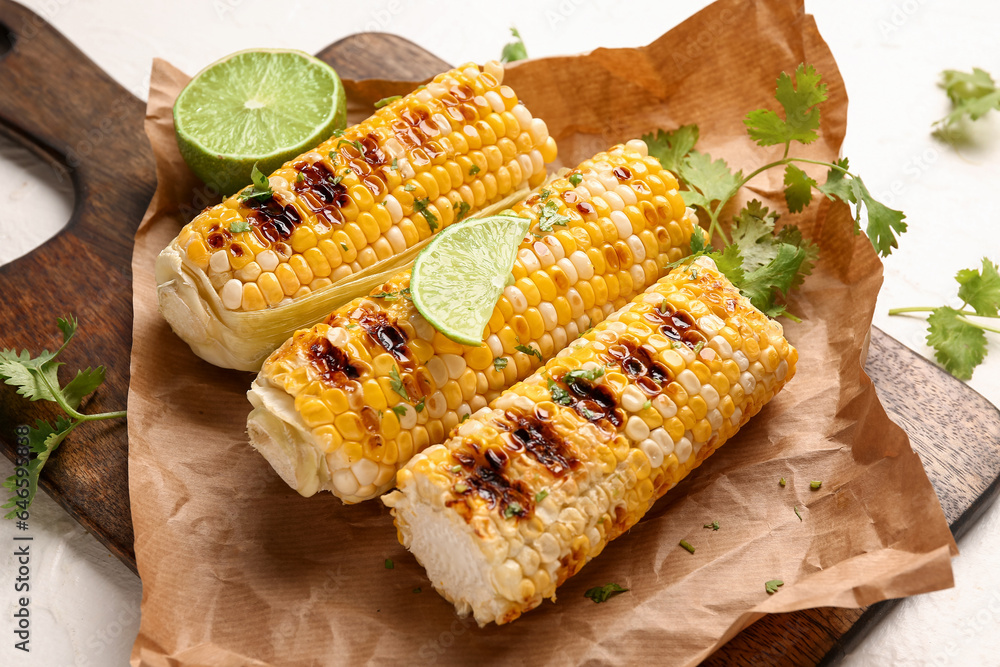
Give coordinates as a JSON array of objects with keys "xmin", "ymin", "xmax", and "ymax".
[{"xmin": 1, "ymin": 1, "xmax": 998, "ymax": 665}]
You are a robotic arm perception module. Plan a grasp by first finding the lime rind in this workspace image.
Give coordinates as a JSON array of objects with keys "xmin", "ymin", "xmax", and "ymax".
[
  {"xmin": 173, "ymin": 48, "xmax": 346, "ymax": 195},
  {"xmin": 410, "ymin": 215, "xmax": 532, "ymax": 346}
]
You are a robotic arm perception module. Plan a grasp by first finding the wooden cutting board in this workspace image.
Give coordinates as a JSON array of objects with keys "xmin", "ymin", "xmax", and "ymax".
[{"xmin": 0, "ymin": 2, "xmax": 997, "ymax": 663}]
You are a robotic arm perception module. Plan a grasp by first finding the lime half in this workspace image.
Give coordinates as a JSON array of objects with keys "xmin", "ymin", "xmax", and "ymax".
[
  {"xmin": 174, "ymin": 48, "xmax": 346, "ymax": 195},
  {"xmin": 411, "ymin": 215, "xmax": 532, "ymax": 346}
]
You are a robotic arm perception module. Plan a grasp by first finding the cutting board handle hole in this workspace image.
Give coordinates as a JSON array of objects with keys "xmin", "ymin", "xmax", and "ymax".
[{"xmin": 0, "ymin": 22, "xmax": 14, "ymax": 61}]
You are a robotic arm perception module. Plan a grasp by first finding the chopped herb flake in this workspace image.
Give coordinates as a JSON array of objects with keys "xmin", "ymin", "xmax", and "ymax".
[
  {"xmin": 547, "ymin": 376, "xmax": 571, "ymax": 405},
  {"xmin": 779, "ymin": 477, "xmax": 786, "ymax": 487},
  {"xmin": 404, "ymin": 183, "xmax": 416, "ymax": 192},
  {"xmin": 384, "ymin": 559, "xmax": 394, "ymax": 569},
  {"xmin": 455, "ymin": 201, "xmax": 472, "ymax": 221},
  {"xmin": 810, "ymin": 481, "xmax": 822, "ymax": 490},
  {"xmin": 415, "ymin": 397, "xmax": 425, "ymax": 413},
  {"xmin": 469, "ymin": 165, "xmax": 481, "ymax": 175},
  {"xmin": 584, "ymin": 583, "xmax": 628, "ymax": 603},
  {"xmin": 679, "ymin": 539, "xmax": 696, "ymax": 554},
  {"xmin": 765, "ymin": 579, "xmax": 784, "ymax": 594},
  {"xmin": 642, "ymin": 399, "xmax": 652, "ymax": 410},
  {"xmin": 537, "ymin": 199, "xmax": 570, "ymax": 232},
  {"xmin": 564, "ymin": 367, "xmax": 605, "ymax": 384},
  {"xmin": 237, "ymin": 163, "xmax": 273, "ymax": 204},
  {"xmin": 389, "ymin": 366, "xmax": 409, "ymax": 401},
  {"xmin": 703, "ymin": 521, "xmax": 720, "ymax": 531},
  {"xmin": 535, "ymin": 489, "xmax": 549, "ymax": 503},
  {"xmin": 794, "ymin": 505, "xmax": 802, "ymax": 521},
  {"xmin": 229, "ymin": 221, "xmax": 251, "ymax": 234},
  {"xmin": 341, "ymin": 242, "xmax": 349, "ymax": 251},
  {"xmin": 503, "ymin": 502, "xmax": 524, "ymax": 518},
  {"xmin": 374, "ymin": 95, "xmax": 402, "ymax": 109},
  {"xmin": 391, "ymin": 405, "xmax": 408, "ymax": 417},
  {"xmin": 515, "ymin": 343, "xmax": 542, "ymax": 361},
  {"xmin": 569, "ymin": 173, "xmax": 583, "ymax": 186},
  {"xmin": 413, "ymin": 197, "xmax": 439, "ymax": 231}
]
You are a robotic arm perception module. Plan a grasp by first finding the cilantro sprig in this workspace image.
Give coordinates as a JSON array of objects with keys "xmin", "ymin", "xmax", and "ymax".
[
  {"xmin": 237, "ymin": 163, "xmax": 273, "ymax": 204},
  {"xmin": 1, "ymin": 317, "xmax": 126, "ymax": 519},
  {"xmin": 644, "ymin": 63, "xmax": 906, "ymax": 261},
  {"xmin": 889, "ymin": 257, "xmax": 1000, "ymax": 380},
  {"xmin": 500, "ymin": 27, "xmax": 527, "ymax": 64},
  {"xmin": 934, "ymin": 68, "xmax": 1000, "ymax": 136}
]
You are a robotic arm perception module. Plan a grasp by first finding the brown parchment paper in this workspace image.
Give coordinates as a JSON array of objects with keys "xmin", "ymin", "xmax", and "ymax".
[{"xmin": 127, "ymin": 1, "xmax": 957, "ymax": 665}]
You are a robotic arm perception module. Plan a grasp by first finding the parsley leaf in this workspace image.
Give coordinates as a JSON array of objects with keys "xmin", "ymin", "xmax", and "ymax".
[
  {"xmin": 564, "ymin": 367, "xmax": 604, "ymax": 384},
  {"xmin": 956, "ymin": 258, "xmax": 1000, "ymax": 316},
  {"xmin": 391, "ymin": 405, "xmax": 408, "ymax": 417},
  {"xmin": 229, "ymin": 220, "xmax": 251, "ymax": 234},
  {"xmin": 703, "ymin": 521, "xmax": 720, "ymax": 531},
  {"xmin": 493, "ymin": 357, "xmax": 508, "ymax": 371},
  {"xmin": 926, "ymin": 306, "xmax": 987, "ymax": 380},
  {"xmin": 404, "ymin": 183, "xmax": 415, "ymax": 192},
  {"xmin": 765, "ymin": 579, "xmax": 784, "ymax": 594},
  {"xmin": 388, "ymin": 366, "xmax": 409, "ymax": 401},
  {"xmin": 455, "ymin": 201, "xmax": 471, "ymax": 221},
  {"xmin": 500, "ymin": 27, "xmax": 527, "ymax": 63},
  {"xmin": 237, "ymin": 163, "xmax": 273, "ymax": 204},
  {"xmin": 584, "ymin": 583, "xmax": 628, "ymax": 603},
  {"xmin": 374, "ymin": 95, "xmax": 401, "ymax": 109},
  {"xmin": 469, "ymin": 165, "xmax": 481, "ymax": 176},
  {"xmin": 744, "ymin": 64, "xmax": 828, "ymax": 148}
]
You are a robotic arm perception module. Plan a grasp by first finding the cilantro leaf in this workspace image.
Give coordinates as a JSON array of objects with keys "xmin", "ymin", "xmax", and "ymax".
[
  {"xmin": 515, "ymin": 343, "xmax": 542, "ymax": 361},
  {"xmin": 229, "ymin": 221, "xmax": 251, "ymax": 234},
  {"xmin": 493, "ymin": 357, "xmax": 508, "ymax": 371},
  {"xmin": 816, "ymin": 158, "xmax": 853, "ymax": 201},
  {"xmin": 2, "ymin": 416, "xmax": 74, "ymax": 519},
  {"xmin": 935, "ymin": 68, "xmax": 1000, "ymax": 130},
  {"xmin": 774, "ymin": 225, "xmax": 819, "ymax": 290},
  {"xmin": 926, "ymin": 306, "xmax": 987, "ymax": 380},
  {"xmin": 782, "ymin": 164, "xmax": 816, "ymax": 213},
  {"xmin": 237, "ymin": 163, "xmax": 273, "ymax": 204},
  {"xmin": 391, "ymin": 405, "xmax": 408, "ymax": 417},
  {"xmin": 413, "ymin": 198, "xmax": 439, "ymax": 232},
  {"xmin": 584, "ymin": 583, "xmax": 628, "ymax": 603},
  {"xmin": 547, "ymin": 376, "xmax": 571, "ymax": 405},
  {"xmin": 679, "ymin": 151, "xmax": 743, "ymax": 209},
  {"xmin": 500, "ymin": 27, "xmax": 527, "ymax": 63},
  {"xmin": 708, "ymin": 244, "xmax": 746, "ymax": 286},
  {"xmin": 537, "ymin": 200, "xmax": 570, "ymax": 233},
  {"xmin": 744, "ymin": 64, "xmax": 828, "ymax": 147},
  {"xmin": 564, "ymin": 367, "xmax": 604, "ymax": 384},
  {"xmin": 61, "ymin": 367, "xmax": 106, "ymax": 409},
  {"xmin": 641, "ymin": 125, "xmax": 699, "ymax": 174},
  {"xmin": 388, "ymin": 366, "xmax": 410, "ymax": 401},
  {"xmin": 739, "ymin": 243, "xmax": 808, "ymax": 318},
  {"xmin": 853, "ymin": 178, "xmax": 907, "ymax": 257},
  {"xmin": 956, "ymin": 258, "xmax": 1000, "ymax": 317},
  {"xmin": 455, "ymin": 201, "xmax": 471, "ymax": 221},
  {"xmin": 729, "ymin": 200, "xmax": 780, "ymax": 273},
  {"xmin": 765, "ymin": 579, "xmax": 785, "ymax": 594}
]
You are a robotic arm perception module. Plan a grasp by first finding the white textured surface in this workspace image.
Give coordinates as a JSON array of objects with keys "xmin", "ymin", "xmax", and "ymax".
[{"xmin": 0, "ymin": 1, "xmax": 997, "ymax": 666}]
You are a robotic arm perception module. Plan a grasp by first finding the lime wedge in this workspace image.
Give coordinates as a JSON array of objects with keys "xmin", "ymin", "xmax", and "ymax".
[
  {"xmin": 174, "ymin": 48, "xmax": 346, "ymax": 195},
  {"xmin": 410, "ymin": 215, "xmax": 532, "ymax": 346}
]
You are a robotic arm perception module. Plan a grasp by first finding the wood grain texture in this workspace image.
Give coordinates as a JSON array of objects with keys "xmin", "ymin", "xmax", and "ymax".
[
  {"xmin": 0, "ymin": 16, "xmax": 998, "ymax": 664},
  {"xmin": 0, "ymin": 0, "xmax": 155, "ymax": 571}
]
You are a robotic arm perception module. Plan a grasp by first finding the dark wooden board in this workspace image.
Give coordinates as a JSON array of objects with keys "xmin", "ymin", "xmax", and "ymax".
[{"xmin": 0, "ymin": 3, "xmax": 998, "ymax": 662}]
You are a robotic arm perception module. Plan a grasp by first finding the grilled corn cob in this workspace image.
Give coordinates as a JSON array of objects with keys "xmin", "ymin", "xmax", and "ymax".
[
  {"xmin": 157, "ymin": 61, "xmax": 556, "ymax": 370},
  {"xmin": 383, "ymin": 256, "xmax": 798, "ymax": 625},
  {"xmin": 247, "ymin": 140, "xmax": 703, "ymax": 502}
]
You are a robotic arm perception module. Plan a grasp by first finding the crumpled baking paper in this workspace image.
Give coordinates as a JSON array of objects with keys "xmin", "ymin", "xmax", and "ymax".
[{"xmin": 127, "ymin": 1, "xmax": 956, "ymax": 664}]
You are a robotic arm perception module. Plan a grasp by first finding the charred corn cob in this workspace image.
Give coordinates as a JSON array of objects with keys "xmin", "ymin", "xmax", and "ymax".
[
  {"xmin": 157, "ymin": 61, "xmax": 556, "ymax": 370},
  {"xmin": 383, "ymin": 256, "xmax": 798, "ymax": 625},
  {"xmin": 247, "ymin": 140, "xmax": 702, "ymax": 502}
]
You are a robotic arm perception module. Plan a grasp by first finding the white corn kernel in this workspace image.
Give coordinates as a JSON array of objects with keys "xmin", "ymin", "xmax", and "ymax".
[
  {"xmin": 675, "ymin": 437, "xmax": 693, "ymax": 463},
  {"xmin": 621, "ymin": 385, "xmax": 647, "ymax": 412},
  {"xmin": 352, "ymin": 459, "xmax": 379, "ymax": 487},
  {"xmin": 325, "ymin": 326, "xmax": 349, "ymax": 348},
  {"xmin": 625, "ymin": 415, "xmax": 650, "ymax": 441},
  {"xmin": 640, "ymin": 439, "xmax": 664, "ymax": 468},
  {"xmin": 221, "ymin": 279, "xmax": 242, "ymax": 310},
  {"xmin": 257, "ymin": 249, "xmax": 279, "ymax": 272},
  {"xmin": 383, "ymin": 194, "xmax": 403, "ymax": 223},
  {"xmin": 210, "ymin": 250, "xmax": 230, "ymax": 273}
]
